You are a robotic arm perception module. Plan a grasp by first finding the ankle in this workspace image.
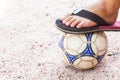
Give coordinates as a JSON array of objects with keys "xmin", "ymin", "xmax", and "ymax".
[
  {"xmin": 103, "ymin": 0, "xmax": 120, "ymax": 11},
  {"xmin": 101, "ymin": 0, "xmax": 119, "ymax": 17}
]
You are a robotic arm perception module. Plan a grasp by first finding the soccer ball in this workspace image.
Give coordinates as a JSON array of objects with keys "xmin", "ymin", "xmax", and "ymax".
[{"xmin": 59, "ymin": 32, "xmax": 108, "ymax": 69}]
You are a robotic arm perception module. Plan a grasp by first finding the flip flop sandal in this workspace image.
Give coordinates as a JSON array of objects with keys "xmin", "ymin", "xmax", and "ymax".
[{"xmin": 55, "ymin": 9, "xmax": 120, "ymax": 33}]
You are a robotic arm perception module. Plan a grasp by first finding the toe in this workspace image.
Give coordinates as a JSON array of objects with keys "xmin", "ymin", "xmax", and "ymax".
[
  {"xmin": 76, "ymin": 22, "xmax": 84, "ymax": 28},
  {"xmin": 65, "ymin": 18, "xmax": 76, "ymax": 26},
  {"xmin": 60, "ymin": 13, "xmax": 70, "ymax": 20},
  {"xmin": 62, "ymin": 16, "xmax": 73, "ymax": 24},
  {"xmin": 70, "ymin": 20, "xmax": 81, "ymax": 27},
  {"xmin": 84, "ymin": 20, "xmax": 97, "ymax": 27}
]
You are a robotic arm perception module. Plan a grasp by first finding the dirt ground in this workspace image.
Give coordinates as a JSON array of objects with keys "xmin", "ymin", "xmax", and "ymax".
[{"xmin": 0, "ymin": 0, "xmax": 120, "ymax": 80}]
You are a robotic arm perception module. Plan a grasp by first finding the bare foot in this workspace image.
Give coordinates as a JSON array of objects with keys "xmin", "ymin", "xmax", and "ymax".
[{"xmin": 61, "ymin": 0, "xmax": 119, "ymax": 28}]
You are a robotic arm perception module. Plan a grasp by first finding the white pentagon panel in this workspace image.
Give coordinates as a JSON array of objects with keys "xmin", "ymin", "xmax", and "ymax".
[
  {"xmin": 91, "ymin": 43, "xmax": 98, "ymax": 55},
  {"xmin": 73, "ymin": 56, "xmax": 97, "ymax": 69},
  {"xmin": 66, "ymin": 49, "xmax": 78, "ymax": 55},
  {"xmin": 92, "ymin": 58, "xmax": 98, "ymax": 66},
  {"xmin": 79, "ymin": 34, "xmax": 87, "ymax": 42},
  {"xmin": 73, "ymin": 58, "xmax": 82, "ymax": 65},
  {"xmin": 63, "ymin": 34, "xmax": 71, "ymax": 50},
  {"xmin": 78, "ymin": 43, "xmax": 87, "ymax": 53},
  {"xmin": 74, "ymin": 60, "xmax": 93, "ymax": 69},
  {"xmin": 91, "ymin": 32, "xmax": 98, "ymax": 42},
  {"xmin": 81, "ymin": 56, "xmax": 94, "ymax": 61},
  {"xmin": 64, "ymin": 34, "xmax": 83, "ymax": 51},
  {"xmin": 92, "ymin": 32, "xmax": 108, "ymax": 55}
]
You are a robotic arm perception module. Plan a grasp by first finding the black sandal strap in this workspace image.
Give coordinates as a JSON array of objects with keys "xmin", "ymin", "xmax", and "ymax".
[{"xmin": 72, "ymin": 10, "xmax": 109, "ymax": 26}]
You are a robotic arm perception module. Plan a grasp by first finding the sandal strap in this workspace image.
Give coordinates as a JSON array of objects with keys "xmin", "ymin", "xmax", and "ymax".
[{"xmin": 72, "ymin": 9, "xmax": 109, "ymax": 26}]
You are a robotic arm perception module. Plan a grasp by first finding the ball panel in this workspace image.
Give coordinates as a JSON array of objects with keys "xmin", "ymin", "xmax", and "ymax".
[
  {"xmin": 61, "ymin": 50, "xmax": 70, "ymax": 65},
  {"xmin": 74, "ymin": 60, "xmax": 93, "ymax": 69},
  {"xmin": 66, "ymin": 49, "xmax": 78, "ymax": 55},
  {"xmin": 91, "ymin": 32, "xmax": 107, "ymax": 55},
  {"xmin": 73, "ymin": 56, "xmax": 98, "ymax": 69},
  {"xmin": 79, "ymin": 34, "xmax": 87, "ymax": 42},
  {"xmin": 63, "ymin": 34, "xmax": 72, "ymax": 50},
  {"xmin": 73, "ymin": 58, "xmax": 83, "ymax": 69},
  {"xmin": 91, "ymin": 43, "xmax": 98, "ymax": 55},
  {"xmin": 81, "ymin": 56, "xmax": 94, "ymax": 61},
  {"xmin": 95, "ymin": 36, "xmax": 107, "ymax": 50},
  {"xmin": 78, "ymin": 43, "xmax": 87, "ymax": 54},
  {"xmin": 73, "ymin": 58, "xmax": 82, "ymax": 66},
  {"xmin": 92, "ymin": 58, "xmax": 98, "ymax": 66},
  {"xmin": 64, "ymin": 34, "xmax": 83, "ymax": 51},
  {"xmin": 91, "ymin": 32, "xmax": 98, "ymax": 42}
]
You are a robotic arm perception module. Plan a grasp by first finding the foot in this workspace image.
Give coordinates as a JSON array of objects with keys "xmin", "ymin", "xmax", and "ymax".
[{"xmin": 61, "ymin": 0, "xmax": 119, "ymax": 28}]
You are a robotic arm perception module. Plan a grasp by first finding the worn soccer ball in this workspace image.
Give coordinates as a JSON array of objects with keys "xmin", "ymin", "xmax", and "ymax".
[{"xmin": 59, "ymin": 32, "xmax": 108, "ymax": 69}]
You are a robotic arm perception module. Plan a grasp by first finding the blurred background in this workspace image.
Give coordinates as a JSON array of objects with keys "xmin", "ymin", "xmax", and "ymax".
[{"xmin": 0, "ymin": 0, "xmax": 120, "ymax": 80}]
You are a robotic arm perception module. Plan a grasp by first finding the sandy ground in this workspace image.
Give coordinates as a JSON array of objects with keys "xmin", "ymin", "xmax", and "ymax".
[{"xmin": 0, "ymin": 0, "xmax": 120, "ymax": 80}]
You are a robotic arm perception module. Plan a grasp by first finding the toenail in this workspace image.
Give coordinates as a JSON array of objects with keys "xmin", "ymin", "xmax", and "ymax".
[
  {"xmin": 76, "ymin": 26, "xmax": 80, "ymax": 28},
  {"xmin": 71, "ymin": 25, "xmax": 74, "ymax": 27},
  {"xmin": 66, "ymin": 22, "xmax": 70, "ymax": 26},
  {"xmin": 63, "ymin": 21, "xmax": 66, "ymax": 24}
]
